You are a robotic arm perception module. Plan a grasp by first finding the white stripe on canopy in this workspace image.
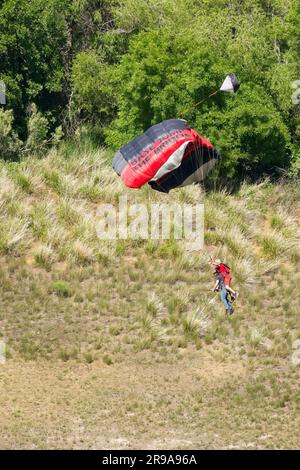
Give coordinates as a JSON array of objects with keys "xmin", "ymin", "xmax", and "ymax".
[{"xmin": 150, "ymin": 141, "xmax": 191, "ymax": 181}]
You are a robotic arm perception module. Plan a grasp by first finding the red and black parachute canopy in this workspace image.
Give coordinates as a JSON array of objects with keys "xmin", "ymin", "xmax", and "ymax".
[{"xmin": 112, "ymin": 119, "xmax": 220, "ymax": 193}]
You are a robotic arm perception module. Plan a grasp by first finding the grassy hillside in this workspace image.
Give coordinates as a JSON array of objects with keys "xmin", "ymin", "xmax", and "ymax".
[{"xmin": 0, "ymin": 147, "xmax": 299, "ymax": 449}]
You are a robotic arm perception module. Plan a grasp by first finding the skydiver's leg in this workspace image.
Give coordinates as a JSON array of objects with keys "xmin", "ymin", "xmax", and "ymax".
[
  {"xmin": 225, "ymin": 275, "xmax": 238, "ymax": 299},
  {"xmin": 226, "ymin": 291, "xmax": 234, "ymax": 315},
  {"xmin": 220, "ymin": 286, "xmax": 231, "ymax": 313},
  {"xmin": 225, "ymin": 285, "xmax": 236, "ymax": 295}
]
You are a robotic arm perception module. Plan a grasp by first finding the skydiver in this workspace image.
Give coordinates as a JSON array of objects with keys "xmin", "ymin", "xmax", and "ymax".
[
  {"xmin": 212, "ymin": 259, "xmax": 239, "ymax": 301},
  {"xmin": 213, "ymin": 265, "xmax": 234, "ymax": 316}
]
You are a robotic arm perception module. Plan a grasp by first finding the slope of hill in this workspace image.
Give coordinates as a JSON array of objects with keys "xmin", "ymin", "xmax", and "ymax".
[{"xmin": 0, "ymin": 147, "xmax": 299, "ymax": 449}]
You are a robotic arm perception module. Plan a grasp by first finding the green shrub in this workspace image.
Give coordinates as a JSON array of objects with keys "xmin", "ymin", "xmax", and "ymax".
[
  {"xmin": 25, "ymin": 104, "xmax": 49, "ymax": 155},
  {"xmin": 0, "ymin": 109, "xmax": 21, "ymax": 160},
  {"xmin": 51, "ymin": 280, "xmax": 72, "ymax": 297}
]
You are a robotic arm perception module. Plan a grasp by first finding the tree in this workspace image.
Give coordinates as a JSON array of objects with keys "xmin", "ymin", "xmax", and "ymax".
[
  {"xmin": 0, "ymin": 108, "xmax": 21, "ymax": 160},
  {"xmin": 0, "ymin": 0, "xmax": 71, "ymax": 137},
  {"xmin": 25, "ymin": 104, "xmax": 49, "ymax": 155},
  {"xmin": 71, "ymin": 51, "xmax": 115, "ymax": 132},
  {"xmin": 105, "ymin": 2, "xmax": 297, "ymax": 178}
]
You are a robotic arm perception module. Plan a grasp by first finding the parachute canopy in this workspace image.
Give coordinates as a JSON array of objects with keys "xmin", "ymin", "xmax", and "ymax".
[
  {"xmin": 112, "ymin": 119, "xmax": 220, "ymax": 193},
  {"xmin": 220, "ymin": 73, "xmax": 240, "ymax": 93}
]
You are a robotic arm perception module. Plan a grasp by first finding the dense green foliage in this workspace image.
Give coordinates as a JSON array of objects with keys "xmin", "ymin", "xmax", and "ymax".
[{"xmin": 0, "ymin": 0, "xmax": 300, "ymax": 178}]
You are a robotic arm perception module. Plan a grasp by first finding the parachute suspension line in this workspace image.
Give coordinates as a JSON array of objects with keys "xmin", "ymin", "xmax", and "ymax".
[
  {"xmin": 179, "ymin": 90, "xmax": 219, "ymax": 119},
  {"xmin": 192, "ymin": 90, "xmax": 219, "ymax": 109},
  {"xmin": 179, "ymin": 73, "xmax": 240, "ymax": 119}
]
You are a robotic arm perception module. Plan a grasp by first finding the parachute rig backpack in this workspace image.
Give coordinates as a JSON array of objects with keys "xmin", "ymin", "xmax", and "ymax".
[{"xmin": 219, "ymin": 263, "xmax": 230, "ymax": 276}]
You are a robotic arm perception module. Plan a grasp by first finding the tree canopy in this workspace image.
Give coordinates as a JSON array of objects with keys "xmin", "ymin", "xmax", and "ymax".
[{"xmin": 0, "ymin": 0, "xmax": 299, "ymax": 178}]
